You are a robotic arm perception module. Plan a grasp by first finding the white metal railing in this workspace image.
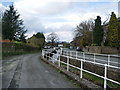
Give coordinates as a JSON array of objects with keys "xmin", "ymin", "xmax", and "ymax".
[
  {"xmin": 42, "ymin": 48, "xmax": 120, "ymax": 88},
  {"xmin": 62, "ymin": 49, "xmax": 120, "ymax": 69}
]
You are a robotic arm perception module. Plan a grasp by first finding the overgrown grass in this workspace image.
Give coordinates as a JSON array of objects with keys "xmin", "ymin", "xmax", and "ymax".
[
  {"xmin": 83, "ymin": 72, "xmax": 104, "ymax": 86},
  {"xmin": 107, "ymin": 81, "xmax": 120, "ymax": 88},
  {"xmin": 60, "ymin": 62, "xmax": 120, "ymax": 88}
]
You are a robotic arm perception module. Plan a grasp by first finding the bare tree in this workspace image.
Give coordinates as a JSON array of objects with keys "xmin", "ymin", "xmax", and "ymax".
[
  {"xmin": 47, "ymin": 32, "xmax": 59, "ymax": 46},
  {"xmin": 103, "ymin": 14, "xmax": 110, "ymax": 25},
  {"xmin": 102, "ymin": 14, "xmax": 110, "ymax": 45},
  {"xmin": 74, "ymin": 19, "xmax": 94, "ymax": 38},
  {"xmin": 73, "ymin": 19, "xmax": 95, "ymax": 47}
]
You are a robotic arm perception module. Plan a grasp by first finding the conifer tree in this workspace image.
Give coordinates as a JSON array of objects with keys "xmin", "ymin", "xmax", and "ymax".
[
  {"xmin": 107, "ymin": 12, "xmax": 120, "ymax": 47},
  {"xmin": 93, "ymin": 16, "xmax": 103, "ymax": 45},
  {"xmin": 2, "ymin": 5, "xmax": 27, "ymax": 42}
]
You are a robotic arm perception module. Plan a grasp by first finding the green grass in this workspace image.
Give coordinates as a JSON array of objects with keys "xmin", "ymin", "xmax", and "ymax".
[
  {"xmin": 83, "ymin": 72, "xmax": 104, "ymax": 86},
  {"xmin": 107, "ymin": 81, "xmax": 120, "ymax": 88},
  {"xmin": 12, "ymin": 40, "xmax": 23, "ymax": 44}
]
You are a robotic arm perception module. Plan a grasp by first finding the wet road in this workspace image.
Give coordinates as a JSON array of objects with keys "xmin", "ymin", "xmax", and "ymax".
[{"xmin": 2, "ymin": 53, "xmax": 76, "ymax": 88}]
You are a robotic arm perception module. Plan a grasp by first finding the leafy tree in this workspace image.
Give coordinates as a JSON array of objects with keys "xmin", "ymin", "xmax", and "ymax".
[
  {"xmin": 107, "ymin": 12, "xmax": 120, "ymax": 47},
  {"xmin": 34, "ymin": 32, "xmax": 45, "ymax": 47},
  {"xmin": 2, "ymin": 5, "xmax": 27, "ymax": 42},
  {"xmin": 93, "ymin": 16, "xmax": 103, "ymax": 46},
  {"xmin": 34, "ymin": 32, "xmax": 45, "ymax": 39},
  {"xmin": 80, "ymin": 31, "xmax": 92, "ymax": 47}
]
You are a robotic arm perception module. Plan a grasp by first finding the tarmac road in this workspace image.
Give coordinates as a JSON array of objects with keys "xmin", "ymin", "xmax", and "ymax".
[{"xmin": 2, "ymin": 53, "xmax": 76, "ymax": 88}]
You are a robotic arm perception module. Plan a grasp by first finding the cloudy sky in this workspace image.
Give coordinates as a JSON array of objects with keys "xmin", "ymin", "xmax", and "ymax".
[{"xmin": 0, "ymin": 0, "xmax": 119, "ymax": 42}]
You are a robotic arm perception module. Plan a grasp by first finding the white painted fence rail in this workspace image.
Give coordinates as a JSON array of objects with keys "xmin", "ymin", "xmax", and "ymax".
[{"xmin": 42, "ymin": 48, "xmax": 120, "ymax": 88}]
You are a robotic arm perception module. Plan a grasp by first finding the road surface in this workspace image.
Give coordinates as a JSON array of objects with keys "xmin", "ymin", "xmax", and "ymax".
[{"xmin": 2, "ymin": 53, "xmax": 76, "ymax": 88}]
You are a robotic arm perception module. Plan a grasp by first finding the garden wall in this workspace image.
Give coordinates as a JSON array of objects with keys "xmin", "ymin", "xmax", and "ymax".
[
  {"xmin": 83, "ymin": 46, "xmax": 120, "ymax": 54},
  {"xmin": 1, "ymin": 42, "xmax": 39, "ymax": 53}
]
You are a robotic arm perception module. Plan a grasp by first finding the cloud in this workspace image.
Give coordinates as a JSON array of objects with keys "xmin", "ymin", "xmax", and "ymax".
[
  {"xmin": 14, "ymin": 0, "xmax": 72, "ymax": 16},
  {"xmin": 0, "ymin": 3, "xmax": 7, "ymax": 12},
  {"xmin": 1, "ymin": 0, "xmax": 118, "ymax": 42},
  {"xmin": 13, "ymin": 0, "xmax": 74, "ymax": 40},
  {"xmin": 56, "ymin": 31, "xmax": 73, "ymax": 42},
  {"xmin": 44, "ymin": 31, "xmax": 73, "ymax": 42}
]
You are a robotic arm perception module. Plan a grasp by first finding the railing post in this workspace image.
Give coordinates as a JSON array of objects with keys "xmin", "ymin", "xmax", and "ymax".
[
  {"xmin": 61, "ymin": 48, "xmax": 63, "ymax": 55},
  {"xmin": 52, "ymin": 53, "xmax": 54, "ymax": 63},
  {"xmin": 108, "ymin": 55, "xmax": 110, "ymax": 66},
  {"xmin": 44, "ymin": 50, "xmax": 46, "ymax": 59},
  {"xmin": 80, "ymin": 59, "xmax": 83, "ymax": 78},
  {"xmin": 104, "ymin": 64, "xmax": 107, "ymax": 89},
  {"xmin": 42, "ymin": 50, "xmax": 44, "ymax": 58},
  {"xmin": 58, "ymin": 51, "xmax": 60, "ymax": 67},
  {"xmin": 94, "ymin": 53, "xmax": 96, "ymax": 64},
  {"xmin": 83, "ymin": 52, "xmax": 85, "ymax": 61},
  {"xmin": 42, "ymin": 50, "xmax": 43, "ymax": 56},
  {"xmin": 76, "ymin": 51, "xmax": 77, "ymax": 59},
  {"xmin": 44, "ymin": 51, "xmax": 46, "ymax": 59},
  {"xmin": 48, "ymin": 52, "xmax": 49, "ymax": 60},
  {"xmin": 67, "ymin": 51, "xmax": 69, "ymax": 71},
  {"xmin": 69, "ymin": 51, "xmax": 70, "ymax": 57}
]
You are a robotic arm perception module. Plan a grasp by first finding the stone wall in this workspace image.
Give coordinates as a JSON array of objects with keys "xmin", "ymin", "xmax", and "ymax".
[
  {"xmin": 1, "ymin": 42, "xmax": 39, "ymax": 53},
  {"xmin": 83, "ymin": 46, "xmax": 119, "ymax": 54}
]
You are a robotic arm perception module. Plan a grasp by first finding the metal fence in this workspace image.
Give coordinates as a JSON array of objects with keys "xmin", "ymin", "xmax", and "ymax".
[
  {"xmin": 62, "ymin": 48, "xmax": 120, "ymax": 69},
  {"xmin": 42, "ymin": 48, "xmax": 120, "ymax": 88}
]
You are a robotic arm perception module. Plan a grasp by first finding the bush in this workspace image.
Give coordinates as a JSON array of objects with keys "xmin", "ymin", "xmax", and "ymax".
[{"xmin": 91, "ymin": 43, "xmax": 97, "ymax": 46}]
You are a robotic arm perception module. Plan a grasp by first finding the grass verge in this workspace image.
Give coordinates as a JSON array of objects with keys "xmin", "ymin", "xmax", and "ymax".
[{"xmin": 60, "ymin": 62, "xmax": 120, "ymax": 88}]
